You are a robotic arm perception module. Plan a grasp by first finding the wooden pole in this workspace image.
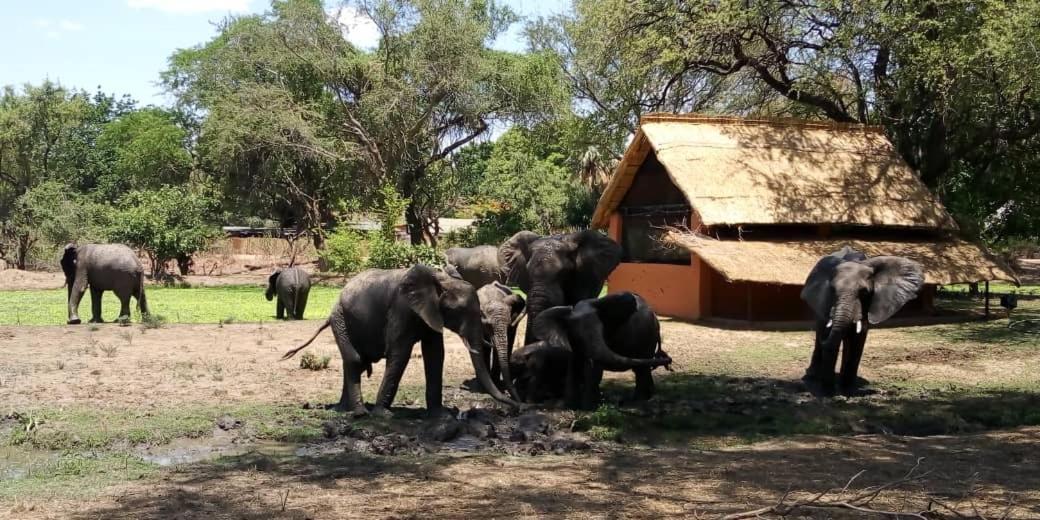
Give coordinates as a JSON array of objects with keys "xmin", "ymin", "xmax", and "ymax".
[{"xmin": 984, "ymin": 280, "xmax": 990, "ymax": 319}]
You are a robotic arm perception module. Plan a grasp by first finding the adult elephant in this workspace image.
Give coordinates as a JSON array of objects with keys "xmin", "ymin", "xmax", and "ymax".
[
  {"xmin": 61, "ymin": 243, "xmax": 149, "ymax": 325},
  {"xmin": 500, "ymin": 230, "xmax": 621, "ymax": 344},
  {"xmin": 281, "ymin": 265, "xmax": 519, "ymax": 416},
  {"xmin": 266, "ymin": 266, "xmax": 311, "ymax": 320},
  {"xmin": 800, "ymin": 246, "xmax": 925, "ymax": 396},
  {"xmin": 530, "ymin": 292, "xmax": 672, "ymax": 409},
  {"xmin": 474, "ymin": 281, "xmax": 526, "ymax": 399},
  {"xmin": 443, "ymin": 231, "xmax": 541, "ymax": 290}
]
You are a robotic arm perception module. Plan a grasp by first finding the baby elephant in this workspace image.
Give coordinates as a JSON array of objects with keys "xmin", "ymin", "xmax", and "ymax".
[
  {"xmin": 266, "ymin": 266, "xmax": 311, "ymax": 320},
  {"xmin": 509, "ymin": 341, "xmax": 570, "ymax": 403},
  {"xmin": 531, "ymin": 292, "xmax": 672, "ymax": 410}
]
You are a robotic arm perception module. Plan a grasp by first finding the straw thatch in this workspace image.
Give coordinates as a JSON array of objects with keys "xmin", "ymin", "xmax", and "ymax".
[
  {"xmin": 591, "ymin": 114, "xmax": 958, "ymax": 230},
  {"xmin": 666, "ymin": 232, "xmax": 1018, "ymax": 286}
]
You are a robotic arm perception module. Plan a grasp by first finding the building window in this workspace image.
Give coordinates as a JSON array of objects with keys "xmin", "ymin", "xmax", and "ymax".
[{"xmin": 619, "ymin": 205, "xmax": 691, "ymax": 264}]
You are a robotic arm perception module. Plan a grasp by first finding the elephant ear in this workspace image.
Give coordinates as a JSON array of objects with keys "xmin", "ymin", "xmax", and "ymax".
[
  {"xmin": 266, "ymin": 270, "xmax": 281, "ymax": 301},
  {"xmin": 572, "ymin": 231, "xmax": 622, "ymax": 299},
  {"xmin": 498, "ymin": 231, "xmax": 539, "ymax": 289},
  {"xmin": 530, "ymin": 305, "xmax": 573, "ymax": 349},
  {"xmin": 441, "ymin": 264, "xmax": 464, "ymax": 281},
  {"xmin": 491, "ymin": 281, "xmax": 513, "ymax": 296},
  {"xmin": 401, "ymin": 264, "xmax": 445, "ymax": 333},
  {"xmin": 505, "ymin": 293, "xmax": 526, "ymax": 327},
  {"xmin": 590, "ymin": 292, "xmax": 638, "ymax": 324},
  {"xmin": 864, "ymin": 256, "xmax": 925, "ymax": 324},
  {"xmin": 800, "ymin": 253, "xmax": 846, "ymax": 321}
]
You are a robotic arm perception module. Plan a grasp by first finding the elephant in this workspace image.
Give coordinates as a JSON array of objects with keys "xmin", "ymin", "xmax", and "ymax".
[
  {"xmin": 475, "ymin": 281, "xmax": 526, "ymax": 399},
  {"xmin": 281, "ymin": 264, "xmax": 520, "ymax": 416},
  {"xmin": 530, "ymin": 291, "xmax": 672, "ymax": 409},
  {"xmin": 266, "ymin": 266, "xmax": 312, "ymax": 320},
  {"xmin": 499, "ymin": 230, "xmax": 622, "ymax": 345},
  {"xmin": 508, "ymin": 341, "xmax": 570, "ymax": 403},
  {"xmin": 800, "ymin": 246, "xmax": 925, "ymax": 396},
  {"xmin": 61, "ymin": 243, "xmax": 149, "ymax": 325},
  {"xmin": 443, "ymin": 231, "xmax": 541, "ymax": 290}
]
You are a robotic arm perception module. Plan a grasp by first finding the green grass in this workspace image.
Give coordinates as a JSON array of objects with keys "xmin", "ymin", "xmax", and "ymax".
[
  {"xmin": 0, "ymin": 285, "xmax": 342, "ymax": 325},
  {"xmin": 940, "ymin": 282, "xmax": 1040, "ymax": 295},
  {"xmin": 0, "ymin": 451, "xmax": 158, "ymax": 499}
]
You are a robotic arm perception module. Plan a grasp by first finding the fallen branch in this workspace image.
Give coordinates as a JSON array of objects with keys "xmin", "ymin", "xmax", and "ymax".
[{"xmin": 723, "ymin": 459, "xmax": 938, "ymax": 519}]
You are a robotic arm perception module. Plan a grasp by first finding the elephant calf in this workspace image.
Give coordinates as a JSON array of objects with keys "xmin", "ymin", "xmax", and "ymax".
[
  {"xmin": 509, "ymin": 341, "xmax": 570, "ymax": 403},
  {"xmin": 61, "ymin": 243, "xmax": 149, "ymax": 325},
  {"xmin": 266, "ymin": 266, "xmax": 311, "ymax": 320},
  {"xmin": 475, "ymin": 282, "xmax": 526, "ymax": 400},
  {"xmin": 530, "ymin": 292, "xmax": 672, "ymax": 410}
]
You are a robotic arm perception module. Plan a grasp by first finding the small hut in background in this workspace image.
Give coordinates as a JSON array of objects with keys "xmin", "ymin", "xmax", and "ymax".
[{"xmin": 591, "ymin": 114, "xmax": 1016, "ymax": 324}]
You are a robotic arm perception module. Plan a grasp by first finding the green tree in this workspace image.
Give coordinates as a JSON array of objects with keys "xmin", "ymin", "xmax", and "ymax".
[
  {"xmin": 165, "ymin": 0, "xmax": 565, "ymax": 246},
  {"xmin": 108, "ymin": 186, "xmax": 220, "ymax": 277},
  {"xmin": 95, "ymin": 108, "xmax": 193, "ymax": 197}
]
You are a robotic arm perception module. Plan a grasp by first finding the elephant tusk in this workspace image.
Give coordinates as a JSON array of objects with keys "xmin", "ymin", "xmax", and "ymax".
[
  {"xmin": 826, "ymin": 320, "xmax": 833, "ymax": 328},
  {"xmin": 856, "ymin": 320, "xmax": 863, "ymax": 334},
  {"xmin": 511, "ymin": 312, "xmax": 525, "ymax": 328}
]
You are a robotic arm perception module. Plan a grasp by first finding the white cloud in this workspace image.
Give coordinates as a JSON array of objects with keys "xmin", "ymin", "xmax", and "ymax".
[
  {"xmin": 330, "ymin": 5, "xmax": 380, "ymax": 49},
  {"xmin": 35, "ymin": 18, "xmax": 85, "ymax": 39},
  {"xmin": 126, "ymin": 0, "xmax": 253, "ymax": 14}
]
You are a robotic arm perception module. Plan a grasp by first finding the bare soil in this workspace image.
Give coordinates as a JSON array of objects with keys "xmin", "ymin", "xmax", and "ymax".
[{"xmin": 3, "ymin": 314, "xmax": 1040, "ymax": 518}]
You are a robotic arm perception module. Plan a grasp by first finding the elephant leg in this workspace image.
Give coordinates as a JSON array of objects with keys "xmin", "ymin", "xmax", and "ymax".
[
  {"xmin": 117, "ymin": 290, "xmax": 132, "ymax": 323},
  {"xmin": 136, "ymin": 284, "xmax": 149, "ymax": 316},
  {"xmin": 329, "ymin": 313, "xmax": 366, "ymax": 415},
  {"xmin": 804, "ymin": 323, "xmax": 828, "ymax": 380},
  {"xmin": 564, "ymin": 353, "xmax": 584, "ymax": 409},
  {"xmin": 818, "ymin": 338, "xmax": 842, "ymax": 396},
  {"xmin": 839, "ymin": 331, "xmax": 868, "ymax": 395},
  {"xmin": 276, "ymin": 300, "xmax": 285, "ymax": 320},
  {"xmin": 294, "ymin": 290, "xmax": 308, "ymax": 320},
  {"xmin": 420, "ymin": 333, "xmax": 446, "ymax": 415},
  {"xmin": 579, "ymin": 363, "xmax": 603, "ymax": 411},
  {"xmin": 89, "ymin": 288, "xmax": 104, "ymax": 323},
  {"xmin": 373, "ymin": 338, "xmax": 414, "ymax": 415},
  {"xmin": 633, "ymin": 367, "xmax": 655, "ymax": 400}
]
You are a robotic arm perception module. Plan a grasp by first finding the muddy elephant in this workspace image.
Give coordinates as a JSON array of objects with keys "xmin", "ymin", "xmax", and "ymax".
[
  {"xmin": 530, "ymin": 292, "xmax": 671, "ymax": 409},
  {"xmin": 282, "ymin": 265, "xmax": 519, "ymax": 416},
  {"xmin": 266, "ymin": 266, "xmax": 311, "ymax": 320},
  {"xmin": 473, "ymin": 281, "xmax": 526, "ymax": 399},
  {"xmin": 499, "ymin": 230, "xmax": 622, "ymax": 345},
  {"xmin": 61, "ymin": 243, "xmax": 149, "ymax": 325},
  {"xmin": 800, "ymin": 246, "xmax": 924, "ymax": 396},
  {"xmin": 509, "ymin": 341, "xmax": 570, "ymax": 403}
]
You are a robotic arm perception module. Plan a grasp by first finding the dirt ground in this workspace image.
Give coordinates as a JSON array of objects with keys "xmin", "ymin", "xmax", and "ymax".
[{"xmin": 3, "ymin": 315, "xmax": 1040, "ymax": 518}]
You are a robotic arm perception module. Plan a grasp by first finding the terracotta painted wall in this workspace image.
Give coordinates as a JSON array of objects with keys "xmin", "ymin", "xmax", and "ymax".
[{"xmin": 607, "ymin": 212, "xmax": 703, "ymax": 320}]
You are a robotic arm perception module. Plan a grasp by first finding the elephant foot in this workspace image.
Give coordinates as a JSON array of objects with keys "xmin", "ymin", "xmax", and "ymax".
[
  {"xmin": 803, "ymin": 377, "xmax": 835, "ymax": 398},
  {"xmin": 370, "ymin": 405, "xmax": 394, "ymax": 418},
  {"xmin": 89, "ymin": 318, "xmax": 105, "ymax": 324},
  {"xmin": 67, "ymin": 318, "xmax": 82, "ymax": 325},
  {"xmin": 334, "ymin": 402, "xmax": 369, "ymax": 417},
  {"xmin": 117, "ymin": 316, "xmax": 131, "ymax": 326}
]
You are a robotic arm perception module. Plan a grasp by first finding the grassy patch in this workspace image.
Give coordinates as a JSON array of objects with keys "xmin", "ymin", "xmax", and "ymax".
[
  {"xmin": 940, "ymin": 282, "xmax": 1040, "ymax": 295},
  {"xmin": 0, "ymin": 285, "xmax": 342, "ymax": 325},
  {"xmin": 0, "ymin": 451, "xmax": 158, "ymax": 499}
]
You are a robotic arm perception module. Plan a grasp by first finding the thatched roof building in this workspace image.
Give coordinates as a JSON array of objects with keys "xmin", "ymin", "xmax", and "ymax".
[{"xmin": 592, "ymin": 114, "xmax": 1015, "ymax": 323}]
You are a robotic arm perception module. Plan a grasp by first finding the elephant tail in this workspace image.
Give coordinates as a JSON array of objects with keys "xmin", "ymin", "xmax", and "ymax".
[{"xmin": 281, "ymin": 319, "xmax": 330, "ymax": 360}]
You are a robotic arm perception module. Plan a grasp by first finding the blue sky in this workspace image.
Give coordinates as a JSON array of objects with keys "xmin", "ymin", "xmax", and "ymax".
[{"xmin": 0, "ymin": 0, "xmax": 568, "ymax": 106}]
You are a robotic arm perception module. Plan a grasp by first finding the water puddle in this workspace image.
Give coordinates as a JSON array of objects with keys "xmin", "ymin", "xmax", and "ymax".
[
  {"xmin": 0, "ymin": 446, "xmax": 62, "ymax": 480},
  {"xmin": 136, "ymin": 428, "xmax": 297, "ymax": 466}
]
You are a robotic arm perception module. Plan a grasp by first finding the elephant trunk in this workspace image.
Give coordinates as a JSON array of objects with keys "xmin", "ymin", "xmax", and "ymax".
[
  {"xmin": 523, "ymin": 283, "xmax": 560, "ymax": 344},
  {"xmin": 462, "ymin": 328, "xmax": 521, "ymax": 409},
  {"xmin": 490, "ymin": 321, "xmax": 521, "ymax": 401},
  {"xmin": 586, "ymin": 338, "xmax": 672, "ymax": 369}
]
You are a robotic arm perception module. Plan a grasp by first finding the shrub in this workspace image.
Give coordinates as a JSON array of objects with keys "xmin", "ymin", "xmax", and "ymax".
[
  {"xmin": 366, "ymin": 238, "xmax": 441, "ymax": 270},
  {"xmin": 299, "ymin": 351, "xmax": 331, "ymax": 371},
  {"xmin": 319, "ymin": 226, "xmax": 367, "ymax": 275},
  {"xmin": 141, "ymin": 313, "xmax": 167, "ymax": 330}
]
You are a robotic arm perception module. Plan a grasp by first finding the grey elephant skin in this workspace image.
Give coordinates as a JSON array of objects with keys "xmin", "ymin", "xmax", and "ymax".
[
  {"xmin": 531, "ymin": 292, "xmax": 671, "ymax": 410},
  {"xmin": 266, "ymin": 267, "xmax": 311, "ymax": 320},
  {"xmin": 282, "ymin": 265, "xmax": 519, "ymax": 416},
  {"xmin": 475, "ymin": 281, "xmax": 526, "ymax": 400},
  {"xmin": 800, "ymin": 246, "xmax": 924, "ymax": 396},
  {"xmin": 61, "ymin": 243, "xmax": 149, "ymax": 325},
  {"xmin": 499, "ymin": 230, "xmax": 621, "ymax": 345},
  {"xmin": 509, "ymin": 341, "xmax": 570, "ymax": 403},
  {"xmin": 442, "ymin": 231, "xmax": 540, "ymax": 289}
]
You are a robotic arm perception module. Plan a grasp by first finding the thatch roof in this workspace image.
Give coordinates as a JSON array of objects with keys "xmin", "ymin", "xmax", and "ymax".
[
  {"xmin": 591, "ymin": 114, "xmax": 958, "ymax": 230},
  {"xmin": 666, "ymin": 232, "xmax": 1018, "ymax": 286}
]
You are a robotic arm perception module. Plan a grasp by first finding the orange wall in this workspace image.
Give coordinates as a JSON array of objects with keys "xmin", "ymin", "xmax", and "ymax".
[{"xmin": 607, "ymin": 212, "xmax": 703, "ymax": 320}]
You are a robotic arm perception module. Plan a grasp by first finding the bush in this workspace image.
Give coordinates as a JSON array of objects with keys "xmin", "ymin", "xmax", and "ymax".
[
  {"xmin": 366, "ymin": 237, "xmax": 442, "ymax": 269},
  {"xmin": 319, "ymin": 227, "xmax": 367, "ymax": 275},
  {"xmin": 299, "ymin": 351, "xmax": 331, "ymax": 371}
]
